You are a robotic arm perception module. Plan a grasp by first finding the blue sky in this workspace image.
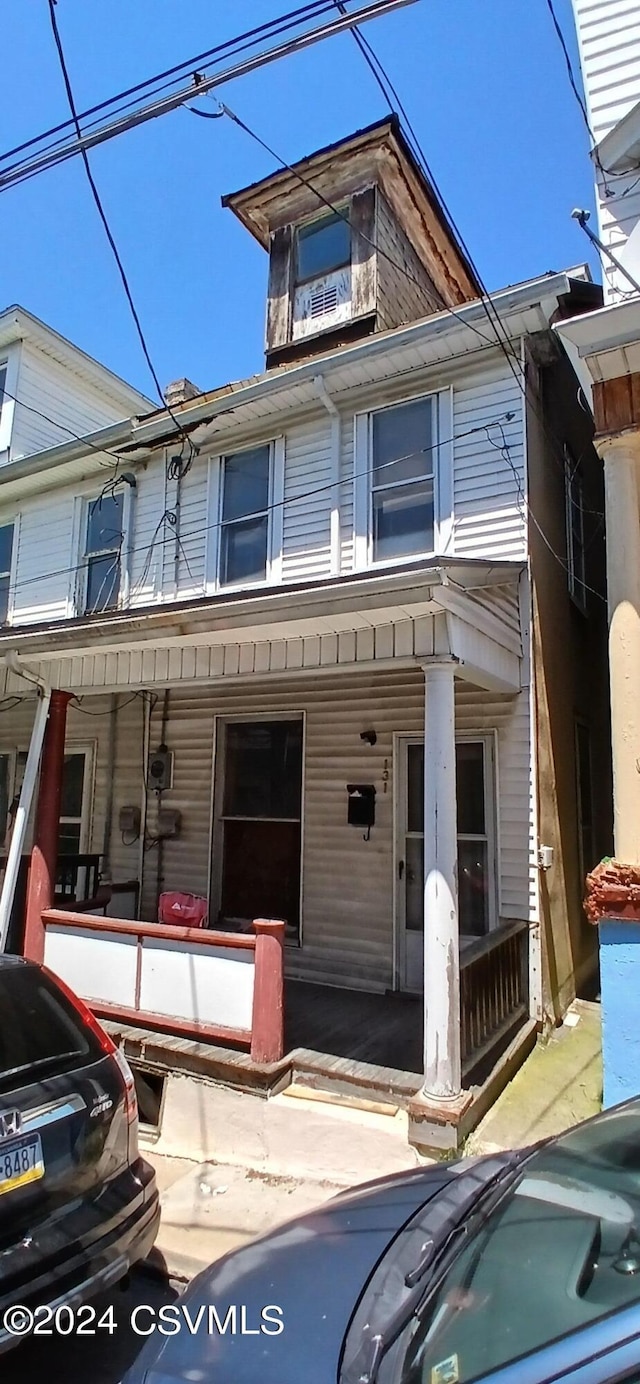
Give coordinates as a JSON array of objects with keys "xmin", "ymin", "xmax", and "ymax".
[{"xmin": 1, "ymin": 0, "xmax": 597, "ymax": 401}]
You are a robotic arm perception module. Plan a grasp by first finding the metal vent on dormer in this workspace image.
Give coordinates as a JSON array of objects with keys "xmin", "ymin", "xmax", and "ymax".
[
  {"xmin": 292, "ymin": 266, "xmax": 352, "ymax": 341},
  {"xmin": 310, "ymin": 282, "xmax": 339, "ymax": 318}
]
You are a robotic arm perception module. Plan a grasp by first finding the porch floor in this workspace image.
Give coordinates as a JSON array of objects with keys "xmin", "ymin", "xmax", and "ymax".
[{"xmin": 285, "ymin": 980, "xmax": 422, "ymax": 1076}]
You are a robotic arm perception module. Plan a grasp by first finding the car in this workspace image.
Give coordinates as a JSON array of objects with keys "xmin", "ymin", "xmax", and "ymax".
[
  {"xmin": 123, "ymin": 1097, "xmax": 640, "ymax": 1384},
  {"xmin": 0, "ymin": 953, "xmax": 159, "ymax": 1354}
]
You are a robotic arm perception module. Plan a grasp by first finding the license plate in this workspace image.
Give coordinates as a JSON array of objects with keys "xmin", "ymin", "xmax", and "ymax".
[{"xmin": 0, "ymin": 1134, "xmax": 44, "ymax": 1196}]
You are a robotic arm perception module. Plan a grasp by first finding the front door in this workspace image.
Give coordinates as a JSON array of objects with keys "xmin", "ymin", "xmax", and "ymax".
[
  {"xmin": 214, "ymin": 718, "xmax": 303, "ymax": 942},
  {"xmin": 397, "ymin": 739, "xmax": 424, "ymax": 992}
]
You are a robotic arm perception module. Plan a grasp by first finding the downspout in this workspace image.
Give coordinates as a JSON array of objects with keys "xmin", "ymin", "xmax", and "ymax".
[
  {"xmin": 155, "ymin": 688, "xmax": 170, "ymax": 916},
  {"xmin": 101, "ymin": 692, "xmax": 119, "ymax": 879},
  {"xmin": 315, "ymin": 376, "xmax": 342, "ymax": 577},
  {"xmin": 137, "ymin": 690, "xmax": 151, "ymax": 919},
  {"xmin": 0, "ymin": 653, "xmax": 51, "ymax": 952}
]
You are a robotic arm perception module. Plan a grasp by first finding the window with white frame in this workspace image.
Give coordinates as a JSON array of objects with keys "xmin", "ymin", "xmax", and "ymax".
[
  {"xmin": 83, "ymin": 492, "xmax": 124, "ymax": 613},
  {"xmin": 208, "ymin": 440, "xmax": 284, "ymax": 592},
  {"xmin": 0, "ymin": 363, "xmax": 6, "ymax": 420},
  {"xmin": 564, "ymin": 446, "xmax": 586, "ymax": 610},
  {"xmin": 456, "ymin": 737, "xmax": 496, "ymax": 937},
  {"xmin": 0, "ymin": 523, "xmax": 14, "ymax": 624},
  {"xmin": 370, "ymin": 395, "xmax": 436, "ymax": 562}
]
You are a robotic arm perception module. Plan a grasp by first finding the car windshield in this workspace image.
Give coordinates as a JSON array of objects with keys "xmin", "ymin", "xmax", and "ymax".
[{"xmin": 398, "ymin": 1104, "xmax": 640, "ymax": 1384}]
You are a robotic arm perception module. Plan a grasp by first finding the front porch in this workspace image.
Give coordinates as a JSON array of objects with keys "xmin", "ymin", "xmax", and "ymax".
[{"xmin": 0, "ymin": 558, "xmax": 539, "ymax": 1146}]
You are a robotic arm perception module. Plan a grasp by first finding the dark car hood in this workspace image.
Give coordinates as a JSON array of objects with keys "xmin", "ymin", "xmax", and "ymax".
[{"xmin": 126, "ymin": 1164, "xmax": 455, "ymax": 1384}]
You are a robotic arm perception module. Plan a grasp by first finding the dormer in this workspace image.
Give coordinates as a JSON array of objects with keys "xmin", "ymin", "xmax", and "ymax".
[{"xmin": 223, "ymin": 116, "xmax": 481, "ymax": 369}]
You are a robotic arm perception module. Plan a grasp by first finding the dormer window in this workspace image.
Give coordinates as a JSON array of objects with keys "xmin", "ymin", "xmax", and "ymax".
[{"xmin": 295, "ymin": 211, "xmax": 350, "ymax": 283}]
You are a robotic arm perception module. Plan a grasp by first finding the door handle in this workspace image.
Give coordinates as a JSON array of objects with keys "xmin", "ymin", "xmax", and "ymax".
[{"xmin": 398, "ymin": 859, "xmax": 405, "ymax": 880}]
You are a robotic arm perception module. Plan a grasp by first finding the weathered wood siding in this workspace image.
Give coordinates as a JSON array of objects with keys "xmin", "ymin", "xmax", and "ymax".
[{"xmin": 375, "ymin": 188, "xmax": 442, "ymax": 331}]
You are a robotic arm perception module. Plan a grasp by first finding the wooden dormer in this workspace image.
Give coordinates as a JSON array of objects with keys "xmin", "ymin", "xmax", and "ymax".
[{"xmin": 222, "ymin": 116, "xmax": 482, "ymax": 369}]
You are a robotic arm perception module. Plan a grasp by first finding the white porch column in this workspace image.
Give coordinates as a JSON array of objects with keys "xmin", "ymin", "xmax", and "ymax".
[
  {"xmin": 421, "ymin": 658, "xmax": 461, "ymax": 1101},
  {"xmin": 601, "ymin": 434, "xmax": 640, "ymax": 864}
]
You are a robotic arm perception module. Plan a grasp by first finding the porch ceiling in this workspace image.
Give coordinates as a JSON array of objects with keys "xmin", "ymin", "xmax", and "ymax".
[{"xmin": 0, "ymin": 560, "xmax": 523, "ymax": 697}]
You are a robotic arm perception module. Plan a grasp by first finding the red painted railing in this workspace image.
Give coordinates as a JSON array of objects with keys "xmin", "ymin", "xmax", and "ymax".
[{"xmin": 41, "ymin": 909, "xmax": 285, "ymax": 1064}]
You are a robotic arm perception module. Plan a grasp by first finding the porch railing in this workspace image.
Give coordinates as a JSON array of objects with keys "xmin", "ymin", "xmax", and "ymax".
[
  {"xmin": 55, "ymin": 854, "xmax": 101, "ymax": 903},
  {"xmin": 41, "ymin": 909, "xmax": 285, "ymax": 1064},
  {"xmin": 460, "ymin": 918, "xmax": 529, "ymax": 1075}
]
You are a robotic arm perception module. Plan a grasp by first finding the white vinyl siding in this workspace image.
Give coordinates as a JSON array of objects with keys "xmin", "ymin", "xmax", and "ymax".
[
  {"xmin": 282, "ymin": 416, "xmax": 332, "ymax": 582},
  {"xmin": 0, "ymin": 693, "xmax": 144, "ymax": 884},
  {"xmin": 9, "ymin": 343, "xmax": 142, "ymax": 461},
  {"xmin": 12, "ymin": 493, "xmax": 75, "ymax": 625},
  {"xmin": 4, "ymin": 359, "xmax": 526, "ymax": 618},
  {"xmin": 572, "ymin": 0, "xmax": 640, "ymax": 142},
  {"xmin": 130, "ymin": 672, "xmax": 534, "ymax": 990},
  {"xmin": 451, "ymin": 367, "xmax": 526, "ymax": 559}
]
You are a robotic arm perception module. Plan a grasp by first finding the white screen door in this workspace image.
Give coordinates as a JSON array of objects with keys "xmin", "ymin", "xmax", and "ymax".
[{"xmin": 397, "ymin": 739, "xmax": 424, "ymax": 992}]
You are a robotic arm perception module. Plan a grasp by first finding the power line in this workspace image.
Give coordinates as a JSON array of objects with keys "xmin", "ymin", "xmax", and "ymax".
[
  {"xmin": 326, "ymin": 14, "xmax": 606, "ymax": 513},
  {"xmin": 0, "ymin": 410, "xmax": 519, "ymax": 605},
  {"xmin": 0, "ymin": 388, "xmax": 128, "ymax": 465},
  {"xmin": 0, "ymin": 0, "xmax": 419, "ymax": 193},
  {"xmin": 0, "ymin": 1, "xmax": 337, "ymax": 170},
  {"xmin": 47, "ymin": 2, "xmax": 173, "ymax": 416}
]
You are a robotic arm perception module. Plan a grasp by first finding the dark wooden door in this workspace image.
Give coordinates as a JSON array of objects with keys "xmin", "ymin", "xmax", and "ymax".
[{"xmin": 219, "ymin": 719, "xmax": 303, "ymax": 941}]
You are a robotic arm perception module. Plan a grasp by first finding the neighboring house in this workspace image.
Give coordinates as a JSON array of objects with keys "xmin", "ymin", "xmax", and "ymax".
[
  {"xmin": 554, "ymin": 1, "xmax": 640, "ymax": 1106},
  {"xmin": 0, "ymin": 119, "xmax": 612, "ymax": 1147},
  {"xmin": 0, "ymin": 305, "xmax": 151, "ymax": 883},
  {"xmin": 556, "ymin": 0, "xmax": 640, "ymax": 871}
]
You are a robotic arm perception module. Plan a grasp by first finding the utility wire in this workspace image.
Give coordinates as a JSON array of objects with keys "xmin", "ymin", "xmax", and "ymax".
[
  {"xmin": 0, "ymin": 387, "xmax": 130, "ymax": 465},
  {"xmin": 1, "ymin": 1, "xmax": 337, "ymax": 171},
  {"xmin": 324, "ymin": 13, "xmax": 606, "ymax": 509},
  {"xmin": 46, "ymin": 0, "xmax": 193, "ymax": 458},
  {"xmin": 0, "ymin": 410, "xmax": 520, "ymax": 604},
  {"xmin": 1, "ymin": 0, "xmax": 418, "ymax": 192}
]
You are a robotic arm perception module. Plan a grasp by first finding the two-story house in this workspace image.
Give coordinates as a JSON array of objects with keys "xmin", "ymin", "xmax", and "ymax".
[{"xmin": 0, "ymin": 119, "xmax": 612, "ymax": 1148}]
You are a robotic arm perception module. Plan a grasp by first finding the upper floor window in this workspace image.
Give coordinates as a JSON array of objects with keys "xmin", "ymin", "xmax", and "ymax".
[
  {"xmin": 0, "ymin": 523, "xmax": 14, "ymax": 624},
  {"xmin": 371, "ymin": 396, "xmax": 435, "ymax": 562},
  {"xmin": 295, "ymin": 211, "xmax": 350, "ymax": 284},
  {"xmin": 564, "ymin": 446, "xmax": 586, "ymax": 611},
  {"xmin": 83, "ymin": 493, "xmax": 124, "ymax": 613},
  {"xmin": 219, "ymin": 444, "xmax": 271, "ymax": 587},
  {"xmin": 0, "ymin": 363, "xmax": 6, "ymax": 418}
]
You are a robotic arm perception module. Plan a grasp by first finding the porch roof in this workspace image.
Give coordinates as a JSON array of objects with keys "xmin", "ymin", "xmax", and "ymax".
[{"xmin": 0, "ymin": 558, "xmax": 524, "ymax": 697}]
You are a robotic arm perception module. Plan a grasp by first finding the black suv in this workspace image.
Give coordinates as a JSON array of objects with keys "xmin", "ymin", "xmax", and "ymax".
[{"xmin": 0, "ymin": 955, "xmax": 159, "ymax": 1352}]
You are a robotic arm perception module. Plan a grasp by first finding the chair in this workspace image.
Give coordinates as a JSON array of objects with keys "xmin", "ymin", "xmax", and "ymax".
[{"xmin": 158, "ymin": 891, "xmax": 208, "ymax": 928}]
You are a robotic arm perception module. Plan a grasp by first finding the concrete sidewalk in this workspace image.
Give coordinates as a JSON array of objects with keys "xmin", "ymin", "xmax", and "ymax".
[
  {"xmin": 145, "ymin": 1001, "xmax": 603, "ymax": 1280},
  {"xmin": 144, "ymin": 1078, "xmax": 422, "ymax": 1279}
]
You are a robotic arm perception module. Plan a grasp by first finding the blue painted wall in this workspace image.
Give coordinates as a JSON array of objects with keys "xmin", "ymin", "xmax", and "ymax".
[{"xmin": 600, "ymin": 919, "xmax": 640, "ymax": 1108}]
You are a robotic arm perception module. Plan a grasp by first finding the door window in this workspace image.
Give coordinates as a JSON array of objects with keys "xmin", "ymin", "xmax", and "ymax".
[
  {"xmin": 402, "ymin": 739, "xmax": 494, "ymax": 941},
  {"xmin": 59, "ymin": 753, "xmax": 87, "ymax": 855},
  {"xmin": 218, "ymin": 719, "xmax": 304, "ymax": 942}
]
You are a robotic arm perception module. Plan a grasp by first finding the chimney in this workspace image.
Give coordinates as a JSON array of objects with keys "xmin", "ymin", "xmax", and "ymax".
[{"xmin": 163, "ymin": 378, "xmax": 201, "ymax": 407}]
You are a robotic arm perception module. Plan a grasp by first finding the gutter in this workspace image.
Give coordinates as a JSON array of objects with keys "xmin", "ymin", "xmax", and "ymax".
[
  {"xmin": 0, "ymin": 558, "xmax": 525, "ymax": 660},
  {"xmin": 129, "ymin": 269, "xmax": 593, "ymax": 447}
]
